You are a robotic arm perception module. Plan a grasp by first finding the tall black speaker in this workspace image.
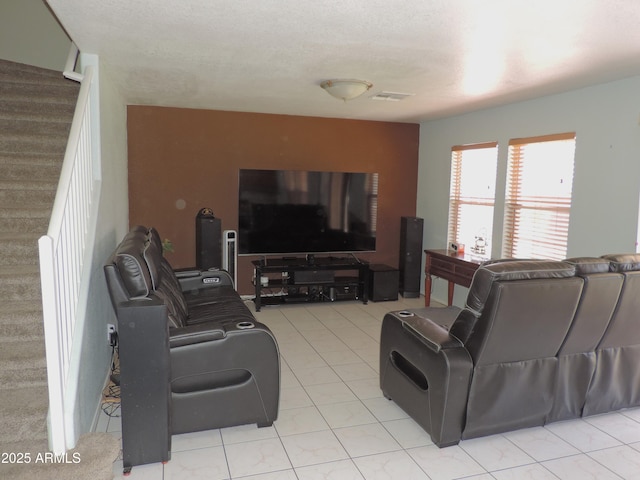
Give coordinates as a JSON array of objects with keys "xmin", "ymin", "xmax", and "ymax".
[
  {"xmin": 399, "ymin": 216, "xmax": 423, "ymax": 298},
  {"xmin": 196, "ymin": 208, "xmax": 222, "ymax": 270}
]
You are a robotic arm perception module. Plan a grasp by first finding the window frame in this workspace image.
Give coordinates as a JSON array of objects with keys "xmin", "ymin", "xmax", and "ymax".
[
  {"xmin": 502, "ymin": 132, "xmax": 576, "ymax": 260},
  {"xmin": 447, "ymin": 141, "xmax": 498, "ymax": 258}
]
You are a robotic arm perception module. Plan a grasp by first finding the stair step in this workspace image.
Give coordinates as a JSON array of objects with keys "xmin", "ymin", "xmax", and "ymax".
[
  {"xmin": 0, "ymin": 339, "xmax": 46, "ymax": 370},
  {"xmin": 0, "ymin": 186, "xmax": 56, "ymax": 210},
  {"xmin": 0, "ymin": 234, "xmax": 40, "ymax": 267},
  {"xmin": 0, "ymin": 117, "xmax": 73, "ymax": 138},
  {"xmin": 0, "ymin": 151, "xmax": 63, "ymax": 167},
  {"xmin": 0, "ymin": 132, "xmax": 68, "ymax": 155},
  {"xmin": 0, "ymin": 98, "xmax": 76, "ymax": 123},
  {"xmin": 0, "ymin": 80, "xmax": 79, "ymax": 106},
  {"xmin": 0, "ymin": 58, "xmax": 67, "ymax": 84},
  {"xmin": 0, "ymin": 301, "xmax": 43, "ymax": 340},
  {"xmin": 0, "ymin": 161, "xmax": 63, "ymax": 182},
  {"xmin": 0, "ymin": 266, "xmax": 42, "ymax": 302},
  {"xmin": 0, "ymin": 385, "xmax": 48, "ymax": 444},
  {"xmin": 0, "ymin": 367, "xmax": 48, "ymax": 392},
  {"xmin": 0, "ymin": 206, "xmax": 51, "ymax": 234}
]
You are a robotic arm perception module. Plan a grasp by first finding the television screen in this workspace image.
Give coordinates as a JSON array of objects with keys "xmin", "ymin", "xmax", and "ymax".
[{"xmin": 238, "ymin": 169, "xmax": 378, "ymax": 255}]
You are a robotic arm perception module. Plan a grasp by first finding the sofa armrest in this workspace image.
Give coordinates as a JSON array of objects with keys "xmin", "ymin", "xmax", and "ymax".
[
  {"xmin": 398, "ymin": 311, "xmax": 463, "ymax": 353},
  {"xmin": 174, "ymin": 268, "xmax": 203, "ymax": 279},
  {"xmin": 115, "ymin": 298, "xmax": 171, "ymax": 468},
  {"xmin": 177, "ymin": 268, "xmax": 235, "ymax": 291},
  {"xmin": 380, "ymin": 311, "xmax": 472, "ymax": 447},
  {"xmin": 169, "ymin": 322, "xmax": 227, "ymax": 348}
]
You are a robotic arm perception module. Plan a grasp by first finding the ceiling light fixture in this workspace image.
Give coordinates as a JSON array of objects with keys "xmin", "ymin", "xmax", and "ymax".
[{"xmin": 320, "ymin": 79, "xmax": 373, "ymax": 101}]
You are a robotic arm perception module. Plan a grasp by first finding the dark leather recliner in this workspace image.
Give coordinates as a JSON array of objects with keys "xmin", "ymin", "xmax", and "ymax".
[
  {"xmin": 380, "ymin": 259, "xmax": 584, "ymax": 447},
  {"xmin": 104, "ymin": 226, "xmax": 280, "ymax": 471},
  {"xmin": 547, "ymin": 257, "xmax": 623, "ymax": 422},
  {"xmin": 380, "ymin": 254, "xmax": 640, "ymax": 447},
  {"xmin": 583, "ymin": 253, "xmax": 640, "ymax": 415}
]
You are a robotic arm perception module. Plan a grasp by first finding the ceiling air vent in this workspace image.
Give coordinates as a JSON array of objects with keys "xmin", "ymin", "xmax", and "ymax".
[{"xmin": 371, "ymin": 91, "xmax": 415, "ymax": 102}]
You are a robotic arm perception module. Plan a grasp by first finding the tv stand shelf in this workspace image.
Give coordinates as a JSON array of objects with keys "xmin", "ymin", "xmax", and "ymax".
[{"xmin": 252, "ymin": 257, "xmax": 369, "ymax": 311}]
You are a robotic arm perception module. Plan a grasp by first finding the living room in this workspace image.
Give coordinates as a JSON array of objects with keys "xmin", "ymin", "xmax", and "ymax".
[{"xmin": 3, "ymin": 1, "xmax": 640, "ymax": 478}]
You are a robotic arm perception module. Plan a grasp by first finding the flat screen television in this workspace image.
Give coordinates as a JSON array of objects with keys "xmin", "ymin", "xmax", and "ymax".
[{"xmin": 238, "ymin": 169, "xmax": 378, "ymax": 255}]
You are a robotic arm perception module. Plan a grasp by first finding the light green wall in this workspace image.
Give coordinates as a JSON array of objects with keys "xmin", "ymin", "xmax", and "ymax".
[
  {"xmin": 0, "ymin": 0, "xmax": 70, "ymax": 70},
  {"xmin": 418, "ymin": 76, "xmax": 640, "ymax": 305}
]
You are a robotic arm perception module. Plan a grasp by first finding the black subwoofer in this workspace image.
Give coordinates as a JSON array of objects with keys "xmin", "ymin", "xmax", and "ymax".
[
  {"xmin": 196, "ymin": 208, "xmax": 222, "ymax": 270},
  {"xmin": 399, "ymin": 216, "xmax": 423, "ymax": 298},
  {"xmin": 368, "ymin": 264, "xmax": 399, "ymax": 302}
]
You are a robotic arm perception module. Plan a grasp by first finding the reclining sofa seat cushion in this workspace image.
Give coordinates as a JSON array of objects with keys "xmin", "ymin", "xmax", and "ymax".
[
  {"xmin": 583, "ymin": 253, "xmax": 640, "ymax": 415},
  {"xmin": 547, "ymin": 257, "xmax": 623, "ymax": 422}
]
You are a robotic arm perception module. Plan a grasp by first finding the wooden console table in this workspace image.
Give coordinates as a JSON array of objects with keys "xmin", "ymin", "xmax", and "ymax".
[{"xmin": 424, "ymin": 249, "xmax": 483, "ymax": 306}]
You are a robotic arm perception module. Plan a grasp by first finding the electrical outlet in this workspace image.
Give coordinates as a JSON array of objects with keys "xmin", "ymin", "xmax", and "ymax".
[{"xmin": 107, "ymin": 324, "xmax": 116, "ymax": 343}]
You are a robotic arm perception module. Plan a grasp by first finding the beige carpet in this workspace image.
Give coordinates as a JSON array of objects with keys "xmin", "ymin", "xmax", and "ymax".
[
  {"xmin": 0, "ymin": 59, "xmax": 119, "ymax": 479},
  {"xmin": 0, "ymin": 433, "xmax": 120, "ymax": 480}
]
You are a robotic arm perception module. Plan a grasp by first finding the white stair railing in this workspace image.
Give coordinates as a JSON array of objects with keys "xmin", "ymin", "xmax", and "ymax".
[{"xmin": 38, "ymin": 50, "xmax": 101, "ymax": 453}]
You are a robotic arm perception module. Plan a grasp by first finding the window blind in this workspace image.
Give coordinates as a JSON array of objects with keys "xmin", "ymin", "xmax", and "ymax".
[
  {"xmin": 503, "ymin": 133, "xmax": 576, "ymax": 260},
  {"xmin": 448, "ymin": 142, "xmax": 498, "ymax": 256}
]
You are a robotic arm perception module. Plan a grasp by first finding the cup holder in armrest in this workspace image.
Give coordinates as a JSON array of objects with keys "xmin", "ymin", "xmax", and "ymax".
[
  {"xmin": 236, "ymin": 321, "xmax": 255, "ymax": 330},
  {"xmin": 397, "ymin": 311, "xmax": 414, "ymax": 317}
]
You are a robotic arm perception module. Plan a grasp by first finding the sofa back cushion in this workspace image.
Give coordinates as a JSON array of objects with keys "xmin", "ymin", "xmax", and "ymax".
[
  {"xmin": 596, "ymin": 253, "xmax": 640, "ymax": 348},
  {"xmin": 559, "ymin": 258, "xmax": 623, "ymax": 354},
  {"xmin": 464, "ymin": 260, "xmax": 575, "ymax": 314},
  {"xmin": 114, "ymin": 229, "xmax": 152, "ymax": 299},
  {"xmin": 450, "ymin": 260, "xmax": 583, "ymax": 366},
  {"xmin": 602, "ymin": 253, "xmax": 640, "ymax": 272},
  {"xmin": 106, "ymin": 226, "xmax": 189, "ymax": 329}
]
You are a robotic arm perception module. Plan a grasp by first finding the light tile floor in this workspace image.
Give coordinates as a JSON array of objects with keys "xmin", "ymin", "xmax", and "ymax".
[{"xmin": 100, "ymin": 296, "xmax": 640, "ymax": 479}]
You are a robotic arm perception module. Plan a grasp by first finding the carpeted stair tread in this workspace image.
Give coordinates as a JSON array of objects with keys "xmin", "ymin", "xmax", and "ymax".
[
  {"xmin": 0, "ymin": 118, "xmax": 73, "ymax": 138},
  {"xmin": 0, "ymin": 433, "xmax": 121, "ymax": 480},
  {"xmin": 0, "ymin": 131, "xmax": 68, "ymax": 154},
  {"xmin": 0, "ymin": 300, "xmax": 42, "ymax": 319},
  {"xmin": 0, "ymin": 385, "xmax": 49, "ymax": 444},
  {"xmin": 0, "ymin": 207, "xmax": 51, "ymax": 233},
  {"xmin": 0, "ymin": 162, "xmax": 63, "ymax": 183},
  {"xmin": 0, "ymin": 58, "xmax": 69, "ymax": 83},
  {"xmin": 0, "ymin": 217, "xmax": 50, "ymax": 234},
  {"xmin": 0, "ymin": 99, "xmax": 76, "ymax": 122},
  {"xmin": 0, "ymin": 179, "xmax": 58, "ymax": 192},
  {"xmin": 0, "ymin": 300, "xmax": 43, "ymax": 338},
  {"xmin": 0, "ymin": 81, "xmax": 79, "ymax": 105},
  {"xmin": 0, "ymin": 243, "xmax": 40, "ymax": 267},
  {"xmin": 0, "ymin": 151, "xmax": 64, "ymax": 167},
  {"xmin": 1, "ymin": 339, "xmax": 46, "ymax": 370},
  {"xmin": 0, "ymin": 207, "xmax": 51, "ymax": 218},
  {"xmin": 0, "ymin": 320, "xmax": 44, "ymax": 341},
  {"xmin": 0, "ymin": 188, "xmax": 56, "ymax": 211},
  {"xmin": 0, "ymin": 267, "xmax": 42, "ymax": 302}
]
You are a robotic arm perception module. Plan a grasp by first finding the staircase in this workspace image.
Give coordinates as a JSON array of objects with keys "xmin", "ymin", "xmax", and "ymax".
[{"xmin": 0, "ymin": 59, "xmax": 79, "ymax": 453}]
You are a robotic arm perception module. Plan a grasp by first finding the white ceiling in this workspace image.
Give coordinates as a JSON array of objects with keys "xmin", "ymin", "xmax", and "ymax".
[{"xmin": 47, "ymin": 0, "xmax": 640, "ymax": 123}]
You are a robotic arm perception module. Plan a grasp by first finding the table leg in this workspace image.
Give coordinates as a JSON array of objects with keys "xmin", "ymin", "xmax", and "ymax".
[
  {"xmin": 425, "ymin": 274, "xmax": 432, "ymax": 306},
  {"xmin": 447, "ymin": 281, "xmax": 455, "ymax": 306}
]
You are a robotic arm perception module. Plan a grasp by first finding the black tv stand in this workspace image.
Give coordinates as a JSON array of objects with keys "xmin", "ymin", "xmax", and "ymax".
[{"xmin": 252, "ymin": 256, "xmax": 369, "ymax": 311}]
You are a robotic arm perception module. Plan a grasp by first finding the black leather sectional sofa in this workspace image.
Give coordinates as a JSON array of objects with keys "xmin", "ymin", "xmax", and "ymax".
[
  {"xmin": 380, "ymin": 255, "xmax": 640, "ymax": 447},
  {"xmin": 104, "ymin": 226, "xmax": 280, "ymax": 471}
]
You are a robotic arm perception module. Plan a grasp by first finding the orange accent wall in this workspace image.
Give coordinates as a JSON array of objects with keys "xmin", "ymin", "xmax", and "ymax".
[{"xmin": 127, "ymin": 106, "xmax": 419, "ymax": 295}]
